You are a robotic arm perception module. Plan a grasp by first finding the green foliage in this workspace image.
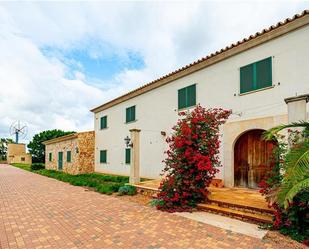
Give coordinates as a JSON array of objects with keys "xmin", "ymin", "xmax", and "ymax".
[
  {"xmin": 278, "ymin": 140, "xmax": 309, "ymax": 208},
  {"xmin": 27, "ymin": 130, "xmax": 75, "ymax": 163},
  {"xmin": 11, "ymin": 163, "xmax": 128, "ymax": 195},
  {"xmin": 263, "ymin": 121, "xmax": 309, "ymax": 243},
  {"xmin": 263, "ymin": 121, "xmax": 309, "ymax": 140},
  {"xmin": 0, "ymin": 138, "xmax": 14, "ymax": 160},
  {"xmin": 30, "ymin": 163, "xmax": 45, "ymax": 170},
  {"xmin": 118, "ymin": 185, "xmax": 137, "ymax": 196},
  {"xmin": 11, "ymin": 163, "xmax": 31, "ymax": 171},
  {"xmin": 278, "ymin": 191, "xmax": 309, "ymax": 242}
]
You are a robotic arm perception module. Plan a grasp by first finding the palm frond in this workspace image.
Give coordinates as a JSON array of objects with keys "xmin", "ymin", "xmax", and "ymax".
[
  {"xmin": 282, "ymin": 178, "xmax": 309, "ymax": 209},
  {"xmin": 263, "ymin": 121, "xmax": 309, "ymax": 140},
  {"xmin": 277, "ymin": 140, "xmax": 309, "ymax": 208},
  {"xmin": 284, "ymin": 140, "xmax": 309, "ymax": 178}
]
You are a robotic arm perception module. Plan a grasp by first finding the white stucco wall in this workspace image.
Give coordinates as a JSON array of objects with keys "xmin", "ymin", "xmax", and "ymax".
[{"xmin": 94, "ymin": 25, "xmax": 309, "ymax": 179}]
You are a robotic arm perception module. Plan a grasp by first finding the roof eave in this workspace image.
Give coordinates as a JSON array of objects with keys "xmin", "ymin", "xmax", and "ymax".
[{"xmin": 90, "ymin": 10, "xmax": 309, "ymax": 114}]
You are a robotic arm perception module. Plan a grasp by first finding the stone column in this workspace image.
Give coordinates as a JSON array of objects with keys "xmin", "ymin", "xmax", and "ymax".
[
  {"xmin": 129, "ymin": 129, "xmax": 141, "ymax": 184},
  {"xmin": 284, "ymin": 94, "xmax": 309, "ymax": 123},
  {"xmin": 284, "ymin": 94, "xmax": 309, "ymax": 146}
]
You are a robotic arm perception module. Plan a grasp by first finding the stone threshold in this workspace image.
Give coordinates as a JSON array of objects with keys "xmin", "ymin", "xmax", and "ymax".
[{"xmin": 175, "ymin": 211, "xmax": 268, "ymax": 239}]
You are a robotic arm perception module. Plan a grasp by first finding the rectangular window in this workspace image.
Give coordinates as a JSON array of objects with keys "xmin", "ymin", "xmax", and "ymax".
[
  {"xmin": 100, "ymin": 116, "xmax": 107, "ymax": 129},
  {"xmin": 100, "ymin": 150, "xmax": 107, "ymax": 163},
  {"xmin": 240, "ymin": 57, "xmax": 272, "ymax": 94},
  {"xmin": 49, "ymin": 152, "xmax": 52, "ymax": 162},
  {"xmin": 125, "ymin": 148, "xmax": 131, "ymax": 164},
  {"xmin": 126, "ymin": 106, "xmax": 136, "ymax": 123},
  {"xmin": 67, "ymin": 151, "xmax": 71, "ymax": 163},
  {"xmin": 178, "ymin": 84, "xmax": 196, "ymax": 109}
]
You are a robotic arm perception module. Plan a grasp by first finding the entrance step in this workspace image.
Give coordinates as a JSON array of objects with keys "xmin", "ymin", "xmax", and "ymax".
[
  {"xmin": 207, "ymin": 198, "xmax": 274, "ymax": 215},
  {"xmin": 197, "ymin": 203, "xmax": 273, "ymax": 224}
]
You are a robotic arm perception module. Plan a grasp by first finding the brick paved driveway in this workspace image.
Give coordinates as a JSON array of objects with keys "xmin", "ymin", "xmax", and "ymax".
[{"xmin": 0, "ymin": 165, "xmax": 290, "ymax": 249}]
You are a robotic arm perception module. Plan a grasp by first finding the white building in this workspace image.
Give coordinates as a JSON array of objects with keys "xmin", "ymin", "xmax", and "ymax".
[{"xmin": 91, "ymin": 11, "xmax": 309, "ymax": 188}]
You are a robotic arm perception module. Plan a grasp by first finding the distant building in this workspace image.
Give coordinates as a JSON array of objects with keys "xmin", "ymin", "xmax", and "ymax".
[
  {"xmin": 43, "ymin": 131, "xmax": 95, "ymax": 175},
  {"xmin": 7, "ymin": 143, "xmax": 32, "ymax": 164}
]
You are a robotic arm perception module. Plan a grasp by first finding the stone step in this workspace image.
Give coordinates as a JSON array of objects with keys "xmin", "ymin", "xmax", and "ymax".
[
  {"xmin": 206, "ymin": 198, "xmax": 274, "ymax": 215},
  {"xmin": 197, "ymin": 203, "xmax": 273, "ymax": 224}
]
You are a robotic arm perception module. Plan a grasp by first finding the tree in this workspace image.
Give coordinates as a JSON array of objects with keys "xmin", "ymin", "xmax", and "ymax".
[
  {"xmin": 0, "ymin": 138, "xmax": 14, "ymax": 160},
  {"xmin": 154, "ymin": 105, "xmax": 231, "ymax": 212},
  {"xmin": 28, "ymin": 130, "xmax": 75, "ymax": 163}
]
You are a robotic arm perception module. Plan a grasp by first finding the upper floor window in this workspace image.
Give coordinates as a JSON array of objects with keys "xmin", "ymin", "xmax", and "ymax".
[
  {"xmin": 178, "ymin": 84, "xmax": 196, "ymax": 109},
  {"xmin": 126, "ymin": 106, "xmax": 136, "ymax": 123},
  {"xmin": 100, "ymin": 116, "xmax": 107, "ymax": 129},
  {"xmin": 240, "ymin": 57, "xmax": 272, "ymax": 94}
]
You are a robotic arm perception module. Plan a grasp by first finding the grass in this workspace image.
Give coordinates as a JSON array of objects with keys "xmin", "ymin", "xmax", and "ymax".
[{"xmin": 11, "ymin": 163, "xmax": 129, "ymax": 195}]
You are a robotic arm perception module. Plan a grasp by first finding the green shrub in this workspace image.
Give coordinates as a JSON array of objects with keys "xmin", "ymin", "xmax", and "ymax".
[
  {"xmin": 30, "ymin": 163, "xmax": 45, "ymax": 170},
  {"xmin": 118, "ymin": 185, "xmax": 137, "ymax": 196},
  {"xmin": 11, "ymin": 163, "xmax": 128, "ymax": 196}
]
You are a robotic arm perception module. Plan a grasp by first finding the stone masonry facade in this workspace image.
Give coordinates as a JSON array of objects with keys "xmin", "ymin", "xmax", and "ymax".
[
  {"xmin": 44, "ymin": 131, "xmax": 95, "ymax": 175},
  {"xmin": 7, "ymin": 143, "xmax": 32, "ymax": 165}
]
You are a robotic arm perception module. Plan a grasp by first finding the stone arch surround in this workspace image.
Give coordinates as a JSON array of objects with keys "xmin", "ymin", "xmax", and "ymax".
[{"xmin": 223, "ymin": 114, "xmax": 287, "ymax": 187}]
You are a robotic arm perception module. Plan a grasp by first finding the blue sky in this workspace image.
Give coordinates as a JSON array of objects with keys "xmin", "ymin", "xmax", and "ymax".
[
  {"xmin": 0, "ymin": 1, "xmax": 308, "ymax": 143},
  {"xmin": 41, "ymin": 41, "xmax": 145, "ymax": 86}
]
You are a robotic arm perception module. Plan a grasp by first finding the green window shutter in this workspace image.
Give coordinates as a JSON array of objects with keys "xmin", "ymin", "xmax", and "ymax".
[
  {"xmin": 126, "ymin": 108, "xmax": 130, "ymax": 123},
  {"xmin": 125, "ymin": 148, "xmax": 131, "ymax": 164},
  {"xmin": 187, "ymin": 84, "xmax": 196, "ymax": 107},
  {"xmin": 178, "ymin": 84, "xmax": 196, "ymax": 109},
  {"xmin": 126, "ymin": 106, "xmax": 136, "ymax": 123},
  {"xmin": 256, "ymin": 57, "xmax": 272, "ymax": 89},
  {"xmin": 178, "ymin": 88, "xmax": 186, "ymax": 109},
  {"xmin": 49, "ymin": 153, "xmax": 52, "ymax": 162},
  {"xmin": 67, "ymin": 151, "xmax": 71, "ymax": 163},
  {"xmin": 240, "ymin": 64, "xmax": 254, "ymax": 93},
  {"xmin": 100, "ymin": 150, "xmax": 107, "ymax": 163},
  {"xmin": 132, "ymin": 106, "xmax": 135, "ymax": 121},
  {"xmin": 100, "ymin": 116, "xmax": 107, "ymax": 129}
]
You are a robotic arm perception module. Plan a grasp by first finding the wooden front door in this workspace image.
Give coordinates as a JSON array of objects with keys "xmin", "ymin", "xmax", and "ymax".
[
  {"xmin": 58, "ymin": 152, "xmax": 63, "ymax": 170},
  {"xmin": 234, "ymin": 129, "xmax": 276, "ymax": 188}
]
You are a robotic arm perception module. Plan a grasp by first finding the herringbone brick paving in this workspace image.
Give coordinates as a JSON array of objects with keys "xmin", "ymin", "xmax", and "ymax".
[{"xmin": 0, "ymin": 165, "xmax": 297, "ymax": 248}]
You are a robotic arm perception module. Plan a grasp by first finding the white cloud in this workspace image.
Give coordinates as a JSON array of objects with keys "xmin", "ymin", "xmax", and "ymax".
[{"xmin": 0, "ymin": 1, "xmax": 308, "ymax": 143}]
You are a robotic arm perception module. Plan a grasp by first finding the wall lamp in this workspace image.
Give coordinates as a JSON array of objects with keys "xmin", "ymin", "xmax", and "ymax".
[{"xmin": 124, "ymin": 136, "xmax": 133, "ymax": 148}]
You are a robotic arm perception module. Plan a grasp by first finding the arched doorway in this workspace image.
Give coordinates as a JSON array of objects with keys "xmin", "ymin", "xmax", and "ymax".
[{"xmin": 234, "ymin": 129, "xmax": 277, "ymax": 189}]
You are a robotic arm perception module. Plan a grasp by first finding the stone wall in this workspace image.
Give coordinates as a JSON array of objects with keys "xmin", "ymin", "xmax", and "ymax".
[
  {"xmin": 45, "ymin": 135, "xmax": 78, "ymax": 174},
  {"xmin": 45, "ymin": 131, "xmax": 94, "ymax": 175},
  {"xmin": 9, "ymin": 154, "xmax": 32, "ymax": 164},
  {"xmin": 77, "ymin": 131, "xmax": 95, "ymax": 174},
  {"xmin": 7, "ymin": 143, "xmax": 32, "ymax": 165}
]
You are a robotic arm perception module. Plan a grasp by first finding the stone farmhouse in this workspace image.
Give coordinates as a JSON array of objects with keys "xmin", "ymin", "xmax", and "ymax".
[
  {"xmin": 43, "ymin": 131, "xmax": 94, "ymax": 175},
  {"xmin": 90, "ymin": 10, "xmax": 309, "ymax": 188}
]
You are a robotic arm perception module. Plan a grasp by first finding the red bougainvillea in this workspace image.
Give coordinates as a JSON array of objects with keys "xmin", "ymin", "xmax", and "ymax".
[{"xmin": 154, "ymin": 105, "xmax": 231, "ymax": 212}]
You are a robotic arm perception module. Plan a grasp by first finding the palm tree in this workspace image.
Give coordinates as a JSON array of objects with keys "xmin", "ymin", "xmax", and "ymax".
[{"xmin": 264, "ymin": 121, "xmax": 309, "ymax": 209}]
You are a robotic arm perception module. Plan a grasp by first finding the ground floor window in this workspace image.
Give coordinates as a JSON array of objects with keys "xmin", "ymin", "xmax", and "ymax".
[
  {"xmin": 100, "ymin": 150, "xmax": 107, "ymax": 163},
  {"xmin": 67, "ymin": 151, "xmax": 71, "ymax": 162},
  {"xmin": 125, "ymin": 148, "xmax": 131, "ymax": 164},
  {"xmin": 49, "ymin": 152, "xmax": 52, "ymax": 162}
]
